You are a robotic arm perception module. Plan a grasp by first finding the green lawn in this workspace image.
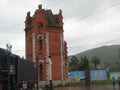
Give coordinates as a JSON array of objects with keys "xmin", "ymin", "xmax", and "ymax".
[{"xmin": 54, "ymin": 80, "xmax": 112, "ymax": 88}]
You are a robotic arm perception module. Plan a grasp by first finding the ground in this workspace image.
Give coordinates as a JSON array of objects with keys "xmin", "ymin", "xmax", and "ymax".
[{"xmin": 54, "ymin": 85, "xmax": 119, "ymax": 90}]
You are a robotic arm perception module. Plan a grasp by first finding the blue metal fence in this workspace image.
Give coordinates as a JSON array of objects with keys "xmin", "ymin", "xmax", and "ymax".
[
  {"xmin": 70, "ymin": 70, "xmax": 107, "ymax": 81},
  {"xmin": 91, "ymin": 70, "xmax": 107, "ymax": 80}
]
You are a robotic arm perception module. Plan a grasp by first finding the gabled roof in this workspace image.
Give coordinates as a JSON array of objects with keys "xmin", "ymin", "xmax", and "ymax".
[
  {"xmin": 0, "ymin": 48, "xmax": 11, "ymax": 56},
  {"xmin": 44, "ymin": 10, "xmax": 58, "ymax": 26},
  {"xmin": 25, "ymin": 4, "xmax": 63, "ymax": 30}
]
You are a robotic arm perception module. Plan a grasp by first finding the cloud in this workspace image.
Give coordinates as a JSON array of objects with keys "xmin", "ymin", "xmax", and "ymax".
[
  {"xmin": 1, "ymin": 0, "xmax": 120, "ymax": 56},
  {"xmin": 63, "ymin": 1, "xmax": 120, "ymax": 55}
]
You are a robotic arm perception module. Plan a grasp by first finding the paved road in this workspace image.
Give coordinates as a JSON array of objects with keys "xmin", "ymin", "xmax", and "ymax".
[{"xmin": 54, "ymin": 85, "xmax": 120, "ymax": 90}]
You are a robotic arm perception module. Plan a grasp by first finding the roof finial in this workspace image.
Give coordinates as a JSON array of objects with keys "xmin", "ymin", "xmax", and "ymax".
[
  {"xmin": 59, "ymin": 9, "xmax": 62, "ymax": 15},
  {"xmin": 38, "ymin": 4, "xmax": 42, "ymax": 9},
  {"xmin": 27, "ymin": 11, "xmax": 30, "ymax": 17}
]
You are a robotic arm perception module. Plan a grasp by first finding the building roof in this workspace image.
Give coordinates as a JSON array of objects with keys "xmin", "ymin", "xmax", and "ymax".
[
  {"xmin": 25, "ymin": 4, "xmax": 63, "ymax": 30},
  {"xmin": 44, "ymin": 10, "xmax": 59, "ymax": 26},
  {"xmin": 109, "ymin": 68, "xmax": 120, "ymax": 72},
  {"xmin": 0, "ymin": 48, "xmax": 10, "ymax": 56}
]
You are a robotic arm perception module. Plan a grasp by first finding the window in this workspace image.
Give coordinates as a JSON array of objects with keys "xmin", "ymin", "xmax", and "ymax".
[
  {"xmin": 38, "ymin": 22, "xmax": 43, "ymax": 29},
  {"xmin": 38, "ymin": 35, "xmax": 43, "ymax": 52}
]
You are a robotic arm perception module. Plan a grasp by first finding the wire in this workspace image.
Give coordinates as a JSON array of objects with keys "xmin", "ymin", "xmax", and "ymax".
[
  {"xmin": 77, "ymin": 1, "xmax": 120, "ymax": 20},
  {"xmin": 68, "ymin": 38, "xmax": 120, "ymax": 48},
  {"xmin": 2, "ymin": 1, "xmax": 120, "ymax": 29},
  {"xmin": 11, "ymin": 36, "xmax": 120, "ymax": 53},
  {"xmin": 1, "ymin": 1, "xmax": 120, "ymax": 31},
  {"xmin": 12, "ymin": 49, "xmax": 24, "ymax": 53},
  {"xmin": 1, "ymin": 1, "xmax": 120, "ymax": 55}
]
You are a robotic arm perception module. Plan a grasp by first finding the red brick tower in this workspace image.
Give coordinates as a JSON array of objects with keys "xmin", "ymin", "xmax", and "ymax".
[{"xmin": 24, "ymin": 5, "xmax": 68, "ymax": 84}]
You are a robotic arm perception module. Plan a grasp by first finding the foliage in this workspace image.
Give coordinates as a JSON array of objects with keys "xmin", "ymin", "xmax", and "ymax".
[
  {"xmin": 91, "ymin": 56, "xmax": 100, "ymax": 69},
  {"xmin": 69, "ymin": 55, "xmax": 90, "ymax": 71},
  {"xmin": 69, "ymin": 56, "xmax": 80, "ymax": 67},
  {"xmin": 79, "ymin": 56, "xmax": 89, "ymax": 70}
]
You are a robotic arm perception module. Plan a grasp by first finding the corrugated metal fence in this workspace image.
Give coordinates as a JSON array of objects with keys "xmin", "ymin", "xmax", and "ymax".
[{"xmin": 70, "ymin": 70, "xmax": 107, "ymax": 81}]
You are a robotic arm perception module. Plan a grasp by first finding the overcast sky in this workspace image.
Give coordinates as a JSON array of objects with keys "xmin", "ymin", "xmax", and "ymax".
[{"xmin": 0, "ymin": 0, "xmax": 120, "ymax": 57}]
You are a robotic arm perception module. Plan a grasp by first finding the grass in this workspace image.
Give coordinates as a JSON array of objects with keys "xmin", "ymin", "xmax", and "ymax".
[
  {"xmin": 91, "ymin": 80, "xmax": 112, "ymax": 86},
  {"xmin": 54, "ymin": 80, "xmax": 112, "ymax": 88},
  {"xmin": 64, "ymin": 81, "xmax": 85, "ymax": 87}
]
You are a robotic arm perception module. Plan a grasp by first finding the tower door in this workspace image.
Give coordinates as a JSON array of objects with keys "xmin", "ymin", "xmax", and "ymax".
[{"xmin": 40, "ymin": 64, "xmax": 43, "ymax": 80}]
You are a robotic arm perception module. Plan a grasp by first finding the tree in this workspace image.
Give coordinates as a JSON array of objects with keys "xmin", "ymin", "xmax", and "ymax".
[
  {"xmin": 91, "ymin": 56, "xmax": 100, "ymax": 69},
  {"xmin": 69, "ymin": 56, "xmax": 80, "ymax": 67},
  {"xmin": 79, "ymin": 56, "xmax": 89, "ymax": 70}
]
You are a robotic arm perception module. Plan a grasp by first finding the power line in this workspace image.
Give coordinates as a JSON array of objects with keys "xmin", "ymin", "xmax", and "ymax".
[
  {"xmin": 12, "ymin": 49, "xmax": 24, "ymax": 53},
  {"xmin": 78, "ymin": 1, "xmax": 120, "ymax": 20},
  {"xmin": 1, "ymin": 1, "xmax": 120, "ymax": 54},
  {"xmin": 5, "ymin": 36, "xmax": 120, "ymax": 55},
  {"xmin": 2, "ymin": 1, "xmax": 120, "ymax": 30},
  {"xmin": 1, "ymin": 1, "xmax": 120, "ymax": 31},
  {"xmin": 68, "ymin": 38, "xmax": 120, "ymax": 48}
]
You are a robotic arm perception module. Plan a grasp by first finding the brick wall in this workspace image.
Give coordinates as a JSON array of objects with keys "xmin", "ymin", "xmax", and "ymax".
[{"xmin": 24, "ymin": 4, "xmax": 68, "ymax": 82}]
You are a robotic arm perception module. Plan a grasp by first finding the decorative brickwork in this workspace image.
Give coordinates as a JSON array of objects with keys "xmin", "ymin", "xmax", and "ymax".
[{"xmin": 24, "ymin": 5, "xmax": 68, "ymax": 82}]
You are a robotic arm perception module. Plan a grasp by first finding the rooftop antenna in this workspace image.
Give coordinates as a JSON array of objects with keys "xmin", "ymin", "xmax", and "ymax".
[{"xmin": 6, "ymin": 43, "xmax": 12, "ymax": 52}]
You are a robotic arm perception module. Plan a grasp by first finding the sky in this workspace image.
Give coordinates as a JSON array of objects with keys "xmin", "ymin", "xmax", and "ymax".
[{"xmin": 0, "ymin": 0, "xmax": 120, "ymax": 57}]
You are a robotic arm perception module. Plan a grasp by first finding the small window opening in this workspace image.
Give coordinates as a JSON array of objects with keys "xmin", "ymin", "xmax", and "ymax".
[{"xmin": 39, "ymin": 36, "xmax": 43, "ymax": 52}]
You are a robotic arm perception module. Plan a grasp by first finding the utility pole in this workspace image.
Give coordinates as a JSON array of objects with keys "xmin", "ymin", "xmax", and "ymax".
[
  {"xmin": 117, "ymin": 46, "xmax": 120, "ymax": 67},
  {"xmin": 84, "ymin": 57, "xmax": 91, "ymax": 86},
  {"xmin": 6, "ymin": 43, "xmax": 12, "ymax": 90},
  {"xmin": 48, "ymin": 56, "xmax": 53, "ymax": 90}
]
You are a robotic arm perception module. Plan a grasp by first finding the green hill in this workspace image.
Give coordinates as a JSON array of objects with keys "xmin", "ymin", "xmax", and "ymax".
[{"xmin": 69, "ymin": 45, "xmax": 120, "ymax": 68}]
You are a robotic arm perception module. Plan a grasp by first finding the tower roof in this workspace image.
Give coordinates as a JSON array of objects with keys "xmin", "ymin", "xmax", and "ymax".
[
  {"xmin": 25, "ymin": 4, "xmax": 63, "ymax": 30},
  {"xmin": 44, "ymin": 10, "xmax": 59, "ymax": 26}
]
